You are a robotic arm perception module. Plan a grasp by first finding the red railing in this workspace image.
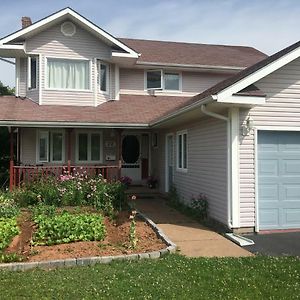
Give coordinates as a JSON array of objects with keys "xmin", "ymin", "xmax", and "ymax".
[{"xmin": 11, "ymin": 165, "xmax": 120, "ymax": 188}]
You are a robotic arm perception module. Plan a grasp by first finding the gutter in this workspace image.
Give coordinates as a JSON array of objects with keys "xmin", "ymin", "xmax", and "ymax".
[{"xmin": 200, "ymin": 104, "xmax": 233, "ymax": 229}]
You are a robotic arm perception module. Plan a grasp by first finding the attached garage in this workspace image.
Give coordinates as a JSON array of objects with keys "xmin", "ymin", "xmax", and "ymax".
[{"xmin": 258, "ymin": 131, "xmax": 300, "ymax": 230}]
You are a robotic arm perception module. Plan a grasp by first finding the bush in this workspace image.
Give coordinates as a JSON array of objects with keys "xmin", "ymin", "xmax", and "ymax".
[
  {"xmin": 11, "ymin": 172, "xmax": 126, "ymax": 215},
  {"xmin": 191, "ymin": 194, "xmax": 208, "ymax": 219},
  {"xmin": 0, "ymin": 193, "xmax": 19, "ymax": 218},
  {"xmin": 32, "ymin": 209, "xmax": 106, "ymax": 246},
  {"xmin": 0, "ymin": 217, "xmax": 19, "ymax": 251}
]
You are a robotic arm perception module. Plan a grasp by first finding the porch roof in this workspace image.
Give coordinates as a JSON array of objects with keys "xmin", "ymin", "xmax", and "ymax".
[{"xmin": 0, "ymin": 94, "xmax": 190, "ymax": 127}]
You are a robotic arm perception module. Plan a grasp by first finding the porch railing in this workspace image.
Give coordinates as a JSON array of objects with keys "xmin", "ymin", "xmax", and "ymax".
[{"xmin": 11, "ymin": 165, "xmax": 120, "ymax": 188}]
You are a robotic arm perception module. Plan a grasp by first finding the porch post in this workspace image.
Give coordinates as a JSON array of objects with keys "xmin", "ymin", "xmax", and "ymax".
[
  {"xmin": 67, "ymin": 129, "xmax": 72, "ymax": 174},
  {"xmin": 9, "ymin": 127, "xmax": 14, "ymax": 191},
  {"xmin": 117, "ymin": 129, "xmax": 123, "ymax": 179}
]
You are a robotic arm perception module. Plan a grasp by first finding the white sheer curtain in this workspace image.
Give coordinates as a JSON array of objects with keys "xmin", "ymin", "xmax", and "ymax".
[{"xmin": 48, "ymin": 59, "xmax": 89, "ymax": 90}]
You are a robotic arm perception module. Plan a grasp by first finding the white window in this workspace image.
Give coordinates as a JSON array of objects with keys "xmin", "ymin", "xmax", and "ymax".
[
  {"xmin": 164, "ymin": 72, "xmax": 180, "ymax": 91},
  {"xmin": 47, "ymin": 58, "xmax": 90, "ymax": 90},
  {"xmin": 177, "ymin": 131, "xmax": 188, "ymax": 171},
  {"xmin": 28, "ymin": 57, "xmax": 37, "ymax": 90},
  {"xmin": 146, "ymin": 70, "xmax": 163, "ymax": 89},
  {"xmin": 99, "ymin": 62, "xmax": 109, "ymax": 93},
  {"xmin": 76, "ymin": 132, "xmax": 103, "ymax": 163},
  {"xmin": 146, "ymin": 70, "xmax": 180, "ymax": 91},
  {"xmin": 37, "ymin": 130, "xmax": 65, "ymax": 163}
]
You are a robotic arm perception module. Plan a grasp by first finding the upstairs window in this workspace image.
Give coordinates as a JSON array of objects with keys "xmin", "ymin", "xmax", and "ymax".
[
  {"xmin": 146, "ymin": 70, "xmax": 180, "ymax": 91},
  {"xmin": 47, "ymin": 58, "xmax": 90, "ymax": 90},
  {"xmin": 28, "ymin": 57, "xmax": 37, "ymax": 90},
  {"xmin": 146, "ymin": 70, "xmax": 162, "ymax": 89},
  {"xmin": 99, "ymin": 62, "xmax": 109, "ymax": 93}
]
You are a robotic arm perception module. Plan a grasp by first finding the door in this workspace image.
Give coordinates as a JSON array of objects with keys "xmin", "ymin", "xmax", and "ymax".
[
  {"xmin": 258, "ymin": 131, "xmax": 300, "ymax": 230},
  {"xmin": 165, "ymin": 134, "xmax": 174, "ymax": 192},
  {"xmin": 121, "ymin": 134, "xmax": 141, "ymax": 182}
]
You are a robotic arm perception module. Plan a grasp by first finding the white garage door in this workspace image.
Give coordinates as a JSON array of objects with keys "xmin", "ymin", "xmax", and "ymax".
[{"xmin": 258, "ymin": 131, "xmax": 300, "ymax": 230}]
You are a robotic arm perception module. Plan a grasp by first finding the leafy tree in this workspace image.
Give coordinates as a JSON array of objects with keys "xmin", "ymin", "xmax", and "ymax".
[
  {"xmin": 0, "ymin": 81, "xmax": 14, "ymax": 187},
  {"xmin": 0, "ymin": 81, "xmax": 15, "ymax": 96}
]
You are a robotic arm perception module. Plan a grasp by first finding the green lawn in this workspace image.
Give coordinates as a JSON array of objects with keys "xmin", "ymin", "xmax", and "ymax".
[{"xmin": 0, "ymin": 254, "xmax": 299, "ymax": 299}]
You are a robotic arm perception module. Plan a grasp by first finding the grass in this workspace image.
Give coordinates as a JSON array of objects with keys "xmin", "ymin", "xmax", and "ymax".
[{"xmin": 0, "ymin": 254, "xmax": 299, "ymax": 299}]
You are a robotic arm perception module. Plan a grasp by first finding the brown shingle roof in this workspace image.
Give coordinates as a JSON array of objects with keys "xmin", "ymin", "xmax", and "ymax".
[
  {"xmin": 0, "ymin": 95, "xmax": 191, "ymax": 125},
  {"xmin": 119, "ymin": 38, "xmax": 267, "ymax": 68}
]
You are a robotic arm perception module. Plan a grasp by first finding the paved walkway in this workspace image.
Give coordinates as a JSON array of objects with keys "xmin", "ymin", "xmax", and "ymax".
[{"xmin": 131, "ymin": 196, "xmax": 252, "ymax": 257}]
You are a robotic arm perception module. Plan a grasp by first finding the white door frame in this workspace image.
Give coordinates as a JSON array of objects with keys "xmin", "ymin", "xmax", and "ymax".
[
  {"xmin": 165, "ymin": 133, "xmax": 174, "ymax": 192},
  {"xmin": 254, "ymin": 126, "xmax": 300, "ymax": 232}
]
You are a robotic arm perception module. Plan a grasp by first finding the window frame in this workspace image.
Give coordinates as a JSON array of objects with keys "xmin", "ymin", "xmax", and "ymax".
[
  {"xmin": 27, "ymin": 56, "xmax": 38, "ymax": 90},
  {"xmin": 75, "ymin": 131, "xmax": 103, "ymax": 164},
  {"xmin": 145, "ymin": 69, "xmax": 163, "ymax": 90},
  {"xmin": 36, "ymin": 129, "xmax": 65, "ymax": 164},
  {"xmin": 145, "ymin": 69, "xmax": 182, "ymax": 92},
  {"xmin": 98, "ymin": 61, "xmax": 110, "ymax": 94},
  {"xmin": 176, "ymin": 130, "xmax": 188, "ymax": 172},
  {"xmin": 45, "ymin": 56, "xmax": 92, "ymax": 92}
]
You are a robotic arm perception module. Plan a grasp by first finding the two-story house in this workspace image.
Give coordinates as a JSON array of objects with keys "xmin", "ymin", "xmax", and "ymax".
[{"xmin": 1, "ymin": 7, "xmax": 300, "ymax": 233}]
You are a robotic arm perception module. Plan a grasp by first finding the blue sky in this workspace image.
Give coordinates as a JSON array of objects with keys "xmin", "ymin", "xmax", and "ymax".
[{"xmin": 0, "ymin": 0, "xmax": 299, "ymax": 87}]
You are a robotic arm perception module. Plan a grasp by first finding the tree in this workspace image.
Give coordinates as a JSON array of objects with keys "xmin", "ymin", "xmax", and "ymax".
[
  {"xmin": 0, "ymin": 81, "xmax": 14, "ymax": 187},
  {"xmin": 0, "ymin": 81, "xmax": 15, "ymax": 96}
]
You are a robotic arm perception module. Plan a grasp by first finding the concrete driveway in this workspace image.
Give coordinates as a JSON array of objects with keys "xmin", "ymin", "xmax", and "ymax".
[{"xmin": 244, "ymin": 232, "xmax": 300, "ymax": 256}]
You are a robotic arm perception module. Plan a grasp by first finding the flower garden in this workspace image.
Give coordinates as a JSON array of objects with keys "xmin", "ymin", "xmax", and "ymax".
[{"xmin": 0, "ymin": 170, "xmax": 165, "ymax": 263}]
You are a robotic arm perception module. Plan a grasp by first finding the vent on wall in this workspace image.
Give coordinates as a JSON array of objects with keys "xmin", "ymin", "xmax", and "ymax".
[{"xmin": 61, "ymin": 22, "xmax": 76, "ymax": 37}]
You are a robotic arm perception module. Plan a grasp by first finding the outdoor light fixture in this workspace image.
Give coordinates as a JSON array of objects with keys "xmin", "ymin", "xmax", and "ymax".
[{"xmin": 242, "ymin": 117, "xmax": 254, "ymax": 136}]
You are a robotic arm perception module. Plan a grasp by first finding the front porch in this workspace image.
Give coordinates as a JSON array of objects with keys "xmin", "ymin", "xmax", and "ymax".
[{"xmin": 8, "ymin": 126, "xmax": 154, "ymax": 190}]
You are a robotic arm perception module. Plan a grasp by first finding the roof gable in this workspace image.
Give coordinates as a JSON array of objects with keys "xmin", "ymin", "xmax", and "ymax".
[{"xmin": 0, "ymin": 7, "xmax": 139, "ymax": 58}]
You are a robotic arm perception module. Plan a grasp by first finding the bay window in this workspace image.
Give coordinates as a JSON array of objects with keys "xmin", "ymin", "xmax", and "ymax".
[
  {"xmin": 76, "ymin": 132, "xmax": 103, "ymax": 163},
  {"xmin": 177, "ymin": 131, "xmax": 188, "ymax": 171},
  {"xmin": 37, "ymin": 130, "xmax": 65, "ymax": 163},
  {"xmin": 47, "ymin": 58, "xmax": 90, "ymax": 90},
  {"xmin": 99, "ymin": 62, "xmax": 109, "ymax": 93},
  {"xmin": 28, "ymin": 57, "xmax": 37, "ymax": 90}
]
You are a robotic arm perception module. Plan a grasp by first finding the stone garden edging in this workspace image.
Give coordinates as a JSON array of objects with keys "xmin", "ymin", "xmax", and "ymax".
[{"xmin": 0, "ymin": 210, "xmax": 177, "ymax": 271}]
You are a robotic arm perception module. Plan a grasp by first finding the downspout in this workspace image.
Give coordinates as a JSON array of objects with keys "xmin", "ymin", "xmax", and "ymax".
[{"xmin": 200, "ymin": 104, "xmax": 233, "ymax": 229}]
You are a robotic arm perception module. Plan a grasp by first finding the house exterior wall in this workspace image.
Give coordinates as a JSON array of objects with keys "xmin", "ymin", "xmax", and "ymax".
[
  {"xmin": 152, "ymin": 116, "xmax": 228, "ymax": 225},
  {"xmin": 20, "ymin": 128, "xmax": 121, "ymax": 166},
  {"xmin": 23, "ymin": 22, "xmax": 113, "ymax": 106},
  {"xmin": 119, "ymin": 68, "xmax": 232, "ymax": 96},
  {"xmin": 239, "ymin": 57, "xmax": 300, "ymax": 228}
]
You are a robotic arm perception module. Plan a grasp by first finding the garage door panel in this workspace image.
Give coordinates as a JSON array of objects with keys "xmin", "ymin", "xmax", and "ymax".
[
  {"xmin": 258, "ymin": 131, "xmax": 300, "ymax": 230},
  {"xmin": 258, "ymin": 159, "xmax": 278, "ymax": 176}
]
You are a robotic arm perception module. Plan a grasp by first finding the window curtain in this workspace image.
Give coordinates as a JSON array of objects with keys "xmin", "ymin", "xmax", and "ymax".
[{"xmin": 48, "ymin": 59, "xmax": 89, "ymax": 90}]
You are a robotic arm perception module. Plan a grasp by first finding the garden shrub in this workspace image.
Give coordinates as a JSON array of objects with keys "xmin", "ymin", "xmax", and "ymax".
[
  {"xmin": 32, "ymin": 209, "xmax": 106, "ymax": 246},
  {"xmin": 0, "ymin": 217, "xmax": 19, "ymax": 251},
  {"xmin": 0, "ymin": 193, "xmax": 19, "ymax": 218}
]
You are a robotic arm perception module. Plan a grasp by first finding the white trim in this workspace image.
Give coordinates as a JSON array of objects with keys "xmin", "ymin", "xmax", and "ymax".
[
  {"xmin": 112, "ymin": 52, "xmax": 140, "ymax": 58},
  {"xmin": 229, "ymin": 107, "xmax": 240, "ymax": 228},
  {"xmin": 0, "ymin": 8, "xmax": 139, "ymax": 58},
  {"xmin": 136, "ymin": 61, "xmax": 244, "ymax": 72},
  {"xmin": 75, "ymin": 130, "xmax": 103, "ymax": 164},
  {"xmin": 115, "ymin": 65, "xmax": 120, "ymax": 100},
  {"xmin": 0, "ymin": 45, "xmax": 24, "ymax": 50},
  {"xmin": 255, "ymin": 126, "xmax": 300, "ymax": 131},
  {"xmin": 93, "ymin": 58, "xmax": 97, "ymax": 106},
  {"xmin": 15, "ymin": 57, "xmax": 20, "ymax": 97},
  {"xmin": 218, "ymin": 95, "xmax": 266, "ymax": 105},
  {"xmin": 0, "ymin": 120, "xmax": 149, "ymax": 128},
  {"xmin": 44, "ymin": 56, "xmax": 92, "ymax": 92},
  {"xmin": 216, "ymin": 46, "xmax": 300, "ymax": 102},
  {"xmin": 176, "ymin": 130, "xmax": 188, "ymax": 173},
  {"xmin": 39, "ymin": 54, "xmax": 42, "ymax": 105},
  {"xmin": 50, "ymin": 130, "xmax": 66, "ymax": 163},
  {"xmin": 254, "ymin": 128, "xmax": 259, "ymax": 232}
]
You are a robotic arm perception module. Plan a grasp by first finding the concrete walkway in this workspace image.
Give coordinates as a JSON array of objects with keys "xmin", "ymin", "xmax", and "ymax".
[{"xmin": 131, "ymin": 196, "xmax": 252, "ymax": 257}]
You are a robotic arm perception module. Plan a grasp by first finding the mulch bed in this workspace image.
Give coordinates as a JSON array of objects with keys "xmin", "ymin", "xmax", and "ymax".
[{"xmin": 5, "ymin": 209, "xmax": 166, "ymax": 262}]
